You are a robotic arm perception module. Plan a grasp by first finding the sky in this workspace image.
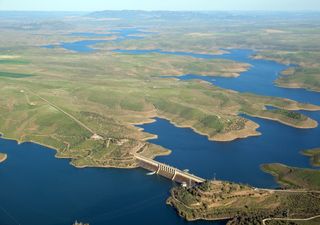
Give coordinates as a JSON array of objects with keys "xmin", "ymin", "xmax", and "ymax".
[{"xmin": 0, "ymin": 0, "xmax": 320, "ymax": 11}]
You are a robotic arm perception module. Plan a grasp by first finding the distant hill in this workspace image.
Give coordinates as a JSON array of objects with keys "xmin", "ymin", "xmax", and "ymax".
[{"xmin": 87, "ymin": 10, "xmax": 320, "ymax": 21}]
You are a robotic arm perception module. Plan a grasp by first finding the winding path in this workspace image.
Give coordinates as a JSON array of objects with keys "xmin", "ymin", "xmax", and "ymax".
[
  {"xmin": 257, "ymin": 188, "xmax": 320, "ymax": 194},
  {"xmin": 262, "ymin": 214, "xmax": 320, "ymax": 225}
]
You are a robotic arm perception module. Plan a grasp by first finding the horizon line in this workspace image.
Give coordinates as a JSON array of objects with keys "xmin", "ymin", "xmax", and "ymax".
[{"xmin": 1, "ymin": 9, "xmax": 320, "ymax": 12}]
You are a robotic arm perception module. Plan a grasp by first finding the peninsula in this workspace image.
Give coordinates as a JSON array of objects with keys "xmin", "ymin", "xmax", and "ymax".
[
  {"xmin": 167, "ymin": 180, "xmax": 320, "ymax": 224},
  {"xmin": 302, "ymin": 148, "xmax": 320, "ymax": 167},
  {"xmin": 167, "ymin": 146, "xmax": 320, "ymax": 223}
]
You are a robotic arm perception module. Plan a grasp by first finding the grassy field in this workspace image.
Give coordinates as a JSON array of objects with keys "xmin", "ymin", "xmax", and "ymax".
[
  {"xmin": 302, "ymin": 148, "xmax": 320, "ymax": 167},
  {"xmin": 0, "ymin": 49, "xmax": 317, "ymax": 168},
  {"xmin": 261, "ymin": 163, "xmax": 320, "ymax": 190},
  {"xmin": 167, "ymin": 180, "xmax": 320, "ymax": 224},
  {"xmin": 241, "ymin": 105, "xmax": 318, "ymax": 129}
]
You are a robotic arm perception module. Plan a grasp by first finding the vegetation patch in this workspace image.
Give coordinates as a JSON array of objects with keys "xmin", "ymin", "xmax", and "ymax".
[
  {"xmin": 302, "ymin": 148, "xmax": 320, "ymax": 167},
  {"xmin": 261, "ymin": 163, "xmax": 320, "ymax": 190},
  {"xmin": 167, "ymin": 180, "xmax": 320, "ymax": 224},
  {"xmin": 241, "ymin": 106, "xmax": 318, "ymax": 129},
  {"xmin": 0, "ymin": 71, "xmax": 33, "ymax": 78},
  {"xmin": 0, "ymin": 59, "xmax": 29, "ymax": 64}
]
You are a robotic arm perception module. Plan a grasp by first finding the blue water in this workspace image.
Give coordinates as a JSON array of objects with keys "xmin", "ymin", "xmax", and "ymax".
[
  {"xmin": 0, "ymin": 138, "xmax": 226, "ymax": 225},
  {"xmin": 68, "ymin": 32, "xmax": 114, "ymax": 37},
  {"xmin": 111, "ymin": 28, "xmax": 151, "ymax": 38},
  {"xmin": 137, "ymin": 111, "xmax": 320, "ymax": 188},
  {"xmin": 44, "ymin": 28, "xmax": 146, "ymax": 53},
  {"xmin": 114, "ymin": 49, "xmax": 320, "ymax": 105},
  {"xmin": 56, "ymin": 40, "xmax": 108, "ymax": 53},
  {"xmin": 1, "ymin": 46, "xmax": 320, "ymax": 224}
]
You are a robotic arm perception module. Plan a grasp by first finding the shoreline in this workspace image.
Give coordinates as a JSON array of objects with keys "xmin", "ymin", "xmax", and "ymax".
[
  {"xmin": 162, "ymin": 65, "xmax": 250, "ymax": 79},
  {"xmin": 243, "ymin": 113, "xmax": 318, "ymax": 129},
  {"xmin": 260, "ymin": 163, "xmax": 289, "ymax": 188},
  {"xmin": 213, "ymin": 120, "xmax": 261, "ymax": 141},
  {"xmin": 301, "ymin": 148, "xmax": 320, "ymax": 167},
  {"xmin": 153, "ymin": 115, "xmax": 262, "ymax": 142},
  {"xmin": 275, "ymin": 81, "xmax": 320, "ymax": 94},
  {"xmin": 265, "ymin": 103, "xmax": 320, "ymax": 112},
  {"xmin": 253, "ymin": 54, "xmax": 320, "ymax": 93},
  {"xmin": 0, "ymin": 153, "xmax": 7, "ymax": 163},
  {"xmin": 72, "ymin": 149, "xmax": 172, "ymax": 169},
  {"xmin": 131, "ymin": 117, "xmax": 159, "ymax": 141},
  {"xmin": 111, "ymin": 47, "xmax": 229, "ymax": 56},
  {"xmin": 0, "ymin": 131, "xmax": 168, "ymax": 170},
  {"xmin": 261, "ymin": 163, "xmax": 320, "ymax": 191}
]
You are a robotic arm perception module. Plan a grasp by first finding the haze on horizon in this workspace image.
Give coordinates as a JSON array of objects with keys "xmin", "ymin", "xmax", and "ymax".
[{"xmin": 0, "ymin": 0, "xmax": 320, "ymax": 12}]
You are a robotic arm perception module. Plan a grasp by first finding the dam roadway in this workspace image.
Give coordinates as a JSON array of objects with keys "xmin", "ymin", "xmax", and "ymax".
[{"xmin": 134, "ymin": 154, "xmax": 205, "ymax": 186}]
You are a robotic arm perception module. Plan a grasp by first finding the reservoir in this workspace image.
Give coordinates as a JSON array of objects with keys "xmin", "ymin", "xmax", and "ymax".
[
  {"xmin": 1, "ymin": 42, "xmax": 320, "ymax": 224},
  {"xmin": 43, "ymin": 28, "xmax": 146, "ymax": 53}
]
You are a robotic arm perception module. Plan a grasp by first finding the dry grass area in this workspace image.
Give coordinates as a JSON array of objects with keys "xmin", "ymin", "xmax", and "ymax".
[
  {"xmin": 167, "ymin": 180, "xmax": 320, "ymax": 224},
  {"xmin": 261, "ymin": 163, "xmax": 320, "ymax": 191},
  {"xmin": 302, "ymin": 148, "xmax": 320, "ymax": 167},
  {"xmin": 0, "ymin": 38, "xmax": 318, "ymax": 169}
]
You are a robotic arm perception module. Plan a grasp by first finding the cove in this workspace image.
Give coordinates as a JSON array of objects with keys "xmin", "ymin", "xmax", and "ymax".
[{"xmin": 137, "ymin": 111, "xmax": 320, "ymax": 188}]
